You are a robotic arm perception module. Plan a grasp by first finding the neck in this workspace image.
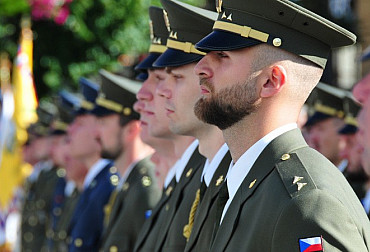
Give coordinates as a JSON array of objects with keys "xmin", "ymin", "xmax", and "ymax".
[
  {"xmin": 172, "ymin": 135, "xmax": 195, "ymax": 158},
  {"xmin": 82, "ymin": 154, "xmax": 101, "ymax": 170},
  {"xmin": 223, "ymin": 107, "xmax": 297, "ymax": 162},
  {"xmin": 116, "ymin": 137, "xmax": 154, "ymax": 176},
  {"xmin": 197, "ymin": 125, "xmax": 225, "ymax": 162}
]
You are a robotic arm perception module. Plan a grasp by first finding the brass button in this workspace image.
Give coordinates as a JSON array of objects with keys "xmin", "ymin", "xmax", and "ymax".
[
  {"xmin": 28, "ymin": 215, "xmax": 38, "ymax": 226},
  {"xmin": 59, "ymin": 231, "xmax": 67, "ymax": 240},
  {"xmin": 110, "ymin": 166, "xmax": 118, "ymax": 174},
  {"xmin": 142, "ymin": 176, "xmax": 152, "ymax": 187},
  {"xmin": 74, "ymin": 238, "xmax": 83, "ymax": 247},
  {"xmin": 273, "ymin": 38, "xmax": 282, "ymax": 47},
  {"xmin": 36, "ymin": 199, "xmax": 45, "ymax": 209},
  {"xmin": 110, "ymin": 245, "xmax": 118, "ymax": 252},
  {"xmin": 24, "ymin": 232, "xmax": 33, "ymax": 242},
  {"xmin": 53, "ymin": 207, "xmax": 62, "ymax": 216},
  {"xmin": 110, "ymin": 175, "xmax": 119, "ymax": 186},
  {"xmin": 57, "ymin": 168, "xmax": 66, "ymax": 177},
  {"xmin": 281, "ymin": 153, "xmax": 290, "ymax": 161},
  {"xmin": 122, "ymin": 183, "xmax": 129, "ymax": 191}
]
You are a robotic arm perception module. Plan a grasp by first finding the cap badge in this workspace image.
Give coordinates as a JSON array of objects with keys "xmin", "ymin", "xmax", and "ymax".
[
  {"xmin": 273, "ymin": 38, "xmax": 282, "ymax": 47},
  {"xmin": 221, "ymin": 12, "xmax": 227, "ymax": 19},
  {"xmin": 227, "ymin": 13, "xmax": 232, "ymax": 21},
  {"xmin": 169, "ymin": 31, "xmax": 178, "ymax": 39}
]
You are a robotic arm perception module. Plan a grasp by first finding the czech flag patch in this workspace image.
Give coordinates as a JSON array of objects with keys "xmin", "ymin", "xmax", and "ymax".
[{"xmin": 299, "ymin": 236, "xmax": 323, "ymax": 252}]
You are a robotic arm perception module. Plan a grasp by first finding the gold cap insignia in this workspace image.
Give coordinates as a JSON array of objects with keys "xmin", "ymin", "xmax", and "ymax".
[
  {"xmin": 227, "ymin": 13, "xmax": 233, "ymax": 21},
  {"xmin": 221, "ymin": 12, "xmax": 227, "ymax": 19},
  {"xmin": 149, "ymin": 20, "xmax": 154, "ymax": 40},
  {"xmin": 169, "ymin": 31, "xmax": 178, "ymax": 39},
  {"xmin": 249, "ymin": 179, "xmax": 257, "ymax": 188},
  {"xmin": 292, "ymin": 176, "xmax": 304, "ymax": 184},
  {"xmin": 216, "ymin": 0, "xmax": 223, "ymax": 13},
  {"xmin": 186, "ymin": 168, "xmax": 193, "ymax": 177},
  {"xmin": 123, "ymin": 107, "xmax": 131, "ymax": 116},
  {"xmin": 163, "ymin": 10, "xmax": 171, "ymax": 32},
  {"xmin": 297, "ymin": 182, "xmax": 307, "ymax": 191},
  {"xmin": 216, "ymin": 175, "xmax": 224, "ymax": 186}
]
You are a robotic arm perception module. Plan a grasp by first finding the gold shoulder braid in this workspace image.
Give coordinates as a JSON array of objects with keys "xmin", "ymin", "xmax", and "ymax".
[{"xmin": 183, "ymin": 189, "xmax": 200, "ymax": 241}]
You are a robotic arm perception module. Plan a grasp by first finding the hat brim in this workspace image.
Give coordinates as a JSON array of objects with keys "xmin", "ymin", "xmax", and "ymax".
[
  {"xmin": 90, "ymin": 105, "xmax": 117, "ymax": 117},
  {"xmin": 304, "ymin": 112, "xmax": 332, "ymax": 128},
  {"xmin": 195, "ymin": 29, "xmax": 262, "ymax": 52},
  {"xmin": 338, "ymin": 124, "xmax": 358, "ymax": 135},
  {"xmin": 153, "ymin": 48, "xmax": 203, "ymax": 68},
  {"xmin": 135, "ymin": 53, "xmax": 162, "ymax": 70},
  {"xmin": 136, "ymin": 72, "xmax": 148, "ymax": 81}
]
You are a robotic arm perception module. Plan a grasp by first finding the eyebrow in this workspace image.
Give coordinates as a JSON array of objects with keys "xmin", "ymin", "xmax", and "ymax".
[{"xmin": 165, "ymin": 67, "xmax": 173, "ymax": 74}]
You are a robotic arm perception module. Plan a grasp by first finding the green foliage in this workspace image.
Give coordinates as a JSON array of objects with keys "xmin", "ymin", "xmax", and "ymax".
[{"xmin": 0, "ymin": 0, "xmax": 206, "ymax": 98}]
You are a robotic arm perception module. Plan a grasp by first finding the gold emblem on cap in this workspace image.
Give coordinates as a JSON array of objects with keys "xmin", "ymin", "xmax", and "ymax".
[
  {"xmin": 221, "ymin": 12, "xmax": 227, "ymax": 19},
  {"xmin": 186, "ymin": 168, "xmax": 193, "ymax": 177},
  {"xmin": 153, "ymin": 37, "xmax": 162, "ymax": 45},
  {"xmin": 142, "ymin": 176, "xmax": 152, "ymax": 187},
  {"xmin": 216, "ymin": 0, "xmax": 223, "ymax": 13},
  {"xmin": 74, "ymin": 238, "xmax": 83, "ymax": 247},
  {"xmin": 110, "ymin": 245, "xmax": 118, "ymax": 252},
  {"xmin": 273, "ymin": 38, "xmax": 282, "ymax": 47},
  {"xmin": 227, "ymin": 13, "xmax": 233, "ymax": 21},
  {"xmin": 169, "ymin": 31, "xmax": 178, "ymax": 40},
  {"xmin": 166, "ymin": 186, "xmax": 173, "ymax": 196},
  {"xmin": 163, "ymin": 10, "xmax": 171, "ymax": 32},
  {"xmin": 249, "ymin": 179, "xmax": 257, "ymax": 188},
  {"xmin": 149, "ymin": 20, "xmax": 154, "ymax": 40},
  {"xmin": 123, "ymin": 107, "xmax": 131, "ymax": 116},
  {"xmin": 297, "ymin": 182, "xmax": 307, "ymax": 191},
  {"xmin": 281, "ymin": 153, "xmax": 290, "ymax": 161},
  {"xmin": 292, "ymin": 176, "xmax": 304, "ymax": 184},
  {"xmin": 216, "ymin": 175, "xmax": 224, "ymax": 186}
]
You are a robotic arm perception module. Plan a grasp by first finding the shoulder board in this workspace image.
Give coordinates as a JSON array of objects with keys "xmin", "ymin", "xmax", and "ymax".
[{"xmin": 275, "ymin": 152, "xmax": 317, "ymax": 198}]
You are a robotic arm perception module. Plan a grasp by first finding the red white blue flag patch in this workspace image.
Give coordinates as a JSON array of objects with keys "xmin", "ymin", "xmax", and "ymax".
[{"xmin": 299, "ymin": 236, "xmax": 323, "ymax": 252}]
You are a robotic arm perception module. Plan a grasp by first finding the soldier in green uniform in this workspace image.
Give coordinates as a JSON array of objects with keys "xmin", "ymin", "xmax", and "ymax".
[
  {"xmin": 192, "ymin": 0, "xmax": 370, "ymax": 250},
  {"xmin": 134, "ymin": 6, "xmax": 206, "ymax": 252},
  {"xmin": 21, "ymin": 105, "xmax": 63, "ymax": 252},
  {"xmin": 93, "ymin": 69, "xmax": 161, "ymax": 252},
  {"xmin": 151, "ymin": 1, "xmax": 231, "ymax": 251}
]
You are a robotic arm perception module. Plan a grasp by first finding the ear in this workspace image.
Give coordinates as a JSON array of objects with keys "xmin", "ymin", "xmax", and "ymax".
[
  {"xmin": 122, "ymin": 121, "xmax": 141, "ymax": 143},
  {"xmin": 260, "ymin": 65, "xmax": 287, "ymax": 98}
]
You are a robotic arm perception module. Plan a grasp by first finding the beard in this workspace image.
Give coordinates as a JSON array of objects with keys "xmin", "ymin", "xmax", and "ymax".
[
  {"xmin": 100, "ymin": 144, "xmax": 122, "ymax": 160},
  {"xmin": 194, "ymin": 77, "xmax": 260, "ymax": 130}
]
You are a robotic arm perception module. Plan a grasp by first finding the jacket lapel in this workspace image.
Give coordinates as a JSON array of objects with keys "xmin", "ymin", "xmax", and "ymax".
[{"xmin": 212, "ymin": 129, "xmax": 307, "ymax": 252}]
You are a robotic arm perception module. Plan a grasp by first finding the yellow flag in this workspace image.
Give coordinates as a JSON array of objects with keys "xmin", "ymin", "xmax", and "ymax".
[{"xmin": 0, "ymin": 18, "xmax": 37, "ymax": 209}]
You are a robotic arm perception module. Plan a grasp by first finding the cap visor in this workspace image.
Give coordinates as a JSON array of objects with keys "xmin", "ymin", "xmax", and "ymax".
[
  {"xmin": 338, "ymin": 124, "xmax": 357, "ymax": 135},
  {"xmin": 90, "ymin": 105, "xmax": 117, "ymax": 117},
  {"xmin": 153, "ymin": 48, "xmax": 203, "ymax": 68},
  {"xmin": 304, "ymin": 112, "xmax": 332, "ymax": 128},
  {"xmin": 195, "ymin": 30, "xmax": 262, "ymax": 52},
  {"xmin": 136, "ymin": 72, "xmax": 148, "ymax": 81},
  {"xmin": 135, "ymin": 53, "xmax": 162, "ymax": 70}
]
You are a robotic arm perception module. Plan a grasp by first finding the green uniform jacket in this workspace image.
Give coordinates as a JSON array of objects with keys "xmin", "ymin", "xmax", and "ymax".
[
  {"xmin": 21, "ymin": 164, "xmax": 61, "ymax": 252},
  {"xmin": 99, "ymin": 157, "xmax": 161, "ymax": 252},
  {"xmin": 134, "ymin": 147, "xmax": 205, "ymax": 252},
  {"xmin": 184, "ymin": 151, "xmax": 231, "ymax": 252},
  {"xmin": 52, "ymin": 188, "xmax": 80, "ymax": 252},
  {"xmin": 156, "ymin": 148, "xmax": 205, "ymax": 252},
  {"xmin": 210, "ymin": 129, "xmax": 370, "ymax": 252}
]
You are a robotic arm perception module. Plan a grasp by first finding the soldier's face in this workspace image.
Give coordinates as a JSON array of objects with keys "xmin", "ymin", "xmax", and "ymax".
[
  {"xmin": 51, "ymin": 135, "xmax": 68, "ymax": 167},
  {"xmin": 136, "ymin": 69, "xmax": 174, "ymax": 139},
  {"xmin": 194, "ymin": 48, "xmax": 260, "ymax": 130},
  {"xmin": 97, "ymin": 114, "xmax": 123, "ymax": 160},
  {"xmin": 353, "ymin": 73, "xmax": 370, "ymax": 104},
  {"xmin": 339, "ymin": 133, "xmax": 363, "ymax": 173},
  {"xmin": 357, "ymin": 102, "xmax": 370, "ymax": 175},
  {"xmin": 67, "ymin": 114, "xmax": 101, "ymax": 160},
  {"xmin": 157, "ymin": 63, "xmax": 204, "ymax": 136},
  {"xmin": 307, "ymin": 118, "xmax": 345, "ymax": 165}
]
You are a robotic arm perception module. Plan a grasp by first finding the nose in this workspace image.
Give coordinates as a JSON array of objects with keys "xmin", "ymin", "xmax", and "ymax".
[
  {"xmin": 194, "ymin": 54, "xmax": 213, "ymax": 79},
  {"xmin": 156, "ymin": 78, "xmax": 172, "ymax": 99},
  {"xmin": 133, "ymin": 100, "xmax": 144, "ymax": 113},
  {"xmin": 137, "ymin": 81, "xmax": 153, "ymax": 102}
]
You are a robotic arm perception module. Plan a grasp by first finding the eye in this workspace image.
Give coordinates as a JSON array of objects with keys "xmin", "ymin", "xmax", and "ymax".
[
  {"xmin": 216, "ymin": 51, "xmax": 228, "ymax": 58},
  {"xmin": 172, "ymin": 74, "xmax": 182, "ymax": 80}
]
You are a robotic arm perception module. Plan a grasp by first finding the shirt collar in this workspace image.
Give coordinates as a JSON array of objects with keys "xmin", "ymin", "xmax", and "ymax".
[
  {"xmin": 117, "ymin": 159, "xmax": 139, "ymax": 189},
  {"xmin": 202, "ymin": 143, "xmax": 229, "ymax": 186},
  {"xmin": 362, "ymin": 189, "xmax": 370, "ymax": 214},
  {"xmin": 83, "ymin": 159, "xmax": 111, "ymax": 189},
  {"xmin": 221, "ymin": 123, "xmax": 297, "ymax": 223},
  {"xmin": 175, "ymin": 139, "xmax": 199, "ymax": 182},
  {"xmin": 164, "ymin": 160, "xmax": 179, "ymax": 189}
]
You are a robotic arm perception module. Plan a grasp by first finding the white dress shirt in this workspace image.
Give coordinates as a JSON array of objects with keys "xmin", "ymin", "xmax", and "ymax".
[
  {"xmin": 175, "ymin": 140, "xmax": 199, "ymax": 183},
  {"xmin": 221, "ymin": 123, "xmax": 297, "ymax": 223},
  {"xmin": 362, "ymin": 189, "xmax": 370, "ymax": 214},
  {"xmin": 201, "ymin": 143, "xmax": 229, "ymax": 187}
]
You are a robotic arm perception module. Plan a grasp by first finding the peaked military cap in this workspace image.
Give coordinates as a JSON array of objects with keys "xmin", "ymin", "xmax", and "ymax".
[
  {"xmin": 338, "ymin": 93, "xmax": 361, "ymax": 135},
  {"xmin": 28, "ymin": 103, "xmax": 56, "ymax": 138},
  {"xmin": 135, "ymin": 6, "xmax": 169, "ymax": 70},
  {"xmin": 93, "ymin": 69, "xmax": 141, "ymax": 120},
  {"xmin": 305, "ymin": 82, "xmax": 346, "ymax": 127},
  {"xmin": 153, "ymin": 0, "xmax": 218, "ymax": 67},
  {"xmin": 361, "ymin": 46, "xmax": 370, "ymax": 62},
  {"xmin": 76, "ymin": 77, "xmax": 100, "ymax": 115},
  {"xmin": 195, "ymin": 0, "xmax": 356, "ymax": 68},
  {"xmin": 51, "ymin": 91, "xmax": 79, "ymax": 135}
]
